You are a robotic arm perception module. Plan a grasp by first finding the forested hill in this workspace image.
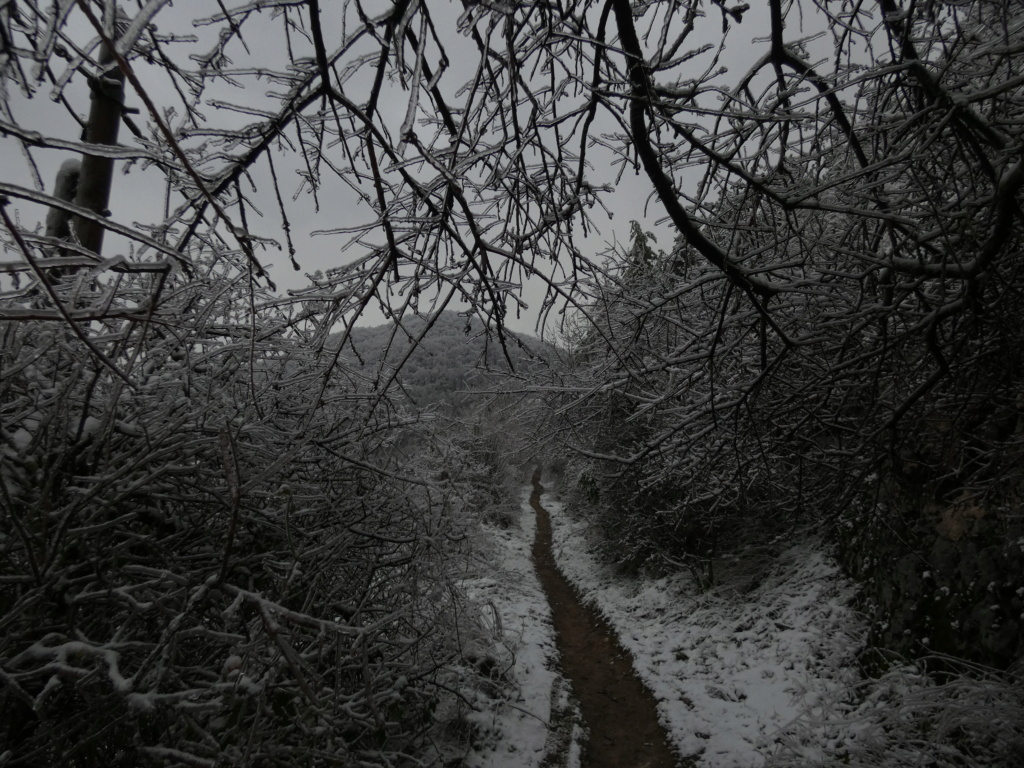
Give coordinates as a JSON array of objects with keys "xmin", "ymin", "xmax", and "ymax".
[{"xmin": 329, "ymin": 312, "xmax": 555, "ymax": 407}]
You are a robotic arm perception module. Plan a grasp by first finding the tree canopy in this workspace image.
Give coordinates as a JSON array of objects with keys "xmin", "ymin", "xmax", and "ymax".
[{"xmin": 3, "ymin": 0, "xmax": 1024, "ymax": 764}]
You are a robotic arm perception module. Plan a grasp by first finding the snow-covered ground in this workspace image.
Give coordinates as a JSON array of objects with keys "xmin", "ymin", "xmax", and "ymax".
[
  {"xmin": 543, "ymin": 480, "xmax": 867, "ymax": 767},
  {"xmin": 460, "ymin": 478, "xmax": 866, "ymax": 767},
  {"xmin": 463, "ymin": 480, "xmax": 1022, "ymax": 768},
  {"xmin": 461, "ymin": 485, "xmax": 583, "ymax": 768}
]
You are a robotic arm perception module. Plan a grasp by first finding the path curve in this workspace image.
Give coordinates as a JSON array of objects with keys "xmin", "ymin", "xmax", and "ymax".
[{"xmin": 530, "ymin": 471, "xmax": 679, "ymax": 768}]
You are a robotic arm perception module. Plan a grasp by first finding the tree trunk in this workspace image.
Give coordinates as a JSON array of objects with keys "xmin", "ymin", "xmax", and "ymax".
[{"xmin": 73, "ymin": 33, "xmax": 124, "ymax": 257}]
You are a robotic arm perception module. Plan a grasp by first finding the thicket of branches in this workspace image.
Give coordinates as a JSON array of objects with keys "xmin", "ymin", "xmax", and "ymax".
[
  {"xmin": 3, "ymin": 0, "xmax": 1024, "ymax": 761},
  {"xmin": 1, "ymin": 0, "xmax": 562, "ymax": 762},
  {"xmin": 552, "ymin": 0, "xmax": 1024, "ymax": 664},
  {"xmin": 0, "ymin": 248, "xmax": 505, "ymax": 764}
]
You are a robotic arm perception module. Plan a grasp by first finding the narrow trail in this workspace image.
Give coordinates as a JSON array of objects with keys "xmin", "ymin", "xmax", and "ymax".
[{"xmin": 530, "ymin": 472, "xmax": 679, "ymax": 768}]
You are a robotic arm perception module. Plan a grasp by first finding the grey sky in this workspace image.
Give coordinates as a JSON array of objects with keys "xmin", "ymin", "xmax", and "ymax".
[{"xmin": 1, "ymin": 0, "xmax": 786, "ymax": 337}]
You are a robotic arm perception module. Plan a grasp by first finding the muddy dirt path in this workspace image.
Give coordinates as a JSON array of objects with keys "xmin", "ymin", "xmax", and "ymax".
[{"xmin": 530, "ymin": 472, "xmax": 679, "ymax": 768}]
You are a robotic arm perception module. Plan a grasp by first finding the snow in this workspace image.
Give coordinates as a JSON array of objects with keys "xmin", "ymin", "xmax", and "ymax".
[
  {"xmin": 462, "ymin": 485, "xmax": 582, "ymax": 768},
  {"xmin": 543, "ymin": 488, "xmax": 867, "ymax": 767},
  {"xmin": 464, "ymin": 478, "xmax": 868, "ymax": 767},
  {"xmin": 11, "ymin": 637, "xmax": 134, "ymax": 693},
  {"xmin": 536, "ymin": 477, "xmax": 863, "ymax": 768}
]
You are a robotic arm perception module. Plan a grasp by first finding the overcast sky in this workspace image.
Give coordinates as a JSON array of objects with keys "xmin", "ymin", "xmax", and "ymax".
[{"xmin": 1, "ymin": 0, "xmax": 785, "ymax": 337}]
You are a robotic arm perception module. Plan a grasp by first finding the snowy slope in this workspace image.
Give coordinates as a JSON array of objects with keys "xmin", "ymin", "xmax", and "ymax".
[
  {"xmin": 541, "ymin": 481, "xmax": 866, "ymax": 768},
  {"xmin": 461, "ymin": 482, "xmax": 1022, "ymax": 768}
]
